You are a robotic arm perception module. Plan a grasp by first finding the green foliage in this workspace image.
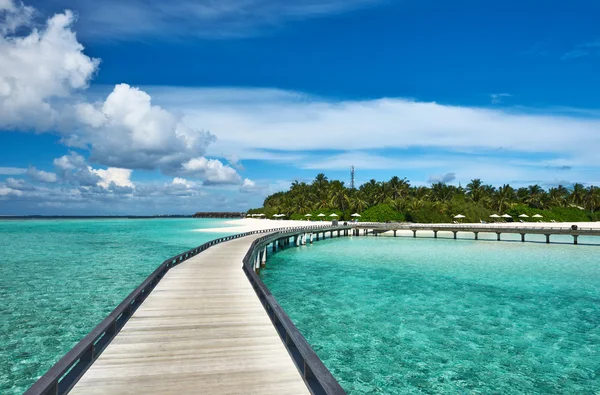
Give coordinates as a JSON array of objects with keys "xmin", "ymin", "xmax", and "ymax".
[
  {"xmin": 256, "ymin": 173, "xmax": 600, "ymax": 223},
  {"xmin": 360, "ymin": 204, "xmax": 405, "ymax": 222}
]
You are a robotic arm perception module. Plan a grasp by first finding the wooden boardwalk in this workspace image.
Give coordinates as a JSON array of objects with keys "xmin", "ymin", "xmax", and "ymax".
[{"xmin": 70, "ymin": 234, "xmax": 309, "ymax": 395}]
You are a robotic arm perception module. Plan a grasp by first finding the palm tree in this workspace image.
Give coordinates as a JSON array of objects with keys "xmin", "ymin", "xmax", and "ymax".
[
  {"xmin": 466, "ymin": 179, "xmax": 484, "ymax": 203},
  {"xmin": 388, "ymin": 176, "xmax": 410, "ymax": 199},
  {"xmin": 349, "ymin": 192, "xmax": 368, "ymax": 213},
  {"xmin": 328, "ymin": 181, "xmax": 349, "ymax": 211},
  {"xmin": 548, "ymin": 186, "xmax": 568, "ymax": 208},
  {"xmin": 585, "ymin": 186, "xmax": 600, "ymax": 214},
  {"xmin": 494, "ymin": 184, "xmax": 515, "ymax": 213},
  {"xmin": 570, "ymin": 183, "xmax": 586, "ymax": 206}
]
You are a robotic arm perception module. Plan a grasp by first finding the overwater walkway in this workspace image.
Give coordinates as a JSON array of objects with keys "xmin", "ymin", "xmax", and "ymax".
[{"xmin": 70, "ymin": 234, "xmax": 309, "ymax": 395}]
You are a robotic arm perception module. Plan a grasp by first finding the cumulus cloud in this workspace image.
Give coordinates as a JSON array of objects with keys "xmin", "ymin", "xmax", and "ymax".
[
  {"xmin": 53, "ymin": 151, "xmax": 101, "ymax": 186},
  {"xmin": 0, "ymin": 3, "xmax": 230, "ymax": 185},
  {"xmin": 172, "ymin": 177, "xmax": 196, "ymax": 189},
  {"xmin": 179, "ymin": 157, "xmax": 242, "ymax": 185},
  {"xmin": 0, "ymin": 2, "xmax": 99, "ymax": 130},
  {"xmin": 240, "ymin": 178, "xmax": 262, "ymax": 193},
  {"xmin": 0, "ymin": 0, "xmax": 34, "ymax": 34},
  {"xmin": 27, "ymin": 166, "xmax": 58, "ymax": 183},
  {"xmin": 428, "ymin": 172, "xmax": 456, "ymax": 184},
  {"xmin": 90, "ymin": 167, "xmax": 134, "ymax": 189},
  {"xmin": 74, "ymin": 84, "xmax": 216, "ymax": 172}
]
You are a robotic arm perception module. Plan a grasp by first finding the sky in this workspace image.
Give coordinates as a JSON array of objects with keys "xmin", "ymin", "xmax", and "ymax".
[{"xmin": 1, "ymin": 0, "xmax": 600, "ymax": 215}]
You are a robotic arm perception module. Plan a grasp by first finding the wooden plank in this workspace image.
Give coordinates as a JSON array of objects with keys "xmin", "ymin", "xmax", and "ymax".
[{"xmin": 70, "ymin": 235, "xmax": 309, "ymax": 395}]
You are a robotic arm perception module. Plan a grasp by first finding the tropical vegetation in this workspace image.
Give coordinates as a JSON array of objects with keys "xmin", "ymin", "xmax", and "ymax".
[{"xmin": 247, "ymin": 174, "xmax": 600, "ymax": 223}]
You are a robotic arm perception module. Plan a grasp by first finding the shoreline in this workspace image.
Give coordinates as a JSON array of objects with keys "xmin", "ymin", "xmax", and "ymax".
[{"xmin": 195, "ymin": 218, "xmax": 600, "ymax": 234}]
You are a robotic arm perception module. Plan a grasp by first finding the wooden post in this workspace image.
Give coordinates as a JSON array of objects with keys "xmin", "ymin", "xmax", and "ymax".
[
  {"xmin": 474, "ymin": 232, "xmax": 478, "ymax": 240},
  {"xmin": 545, "ymin": 234, "xmax": 550, "ymax": 244},
  {"xmin": 413, "ymin": 230, "xmax": 417, "ymax": 238},
  {"xmin": 261, "ymin": 248, "xmax": 266, "ymax": 268},
  {"xmin": 453, "ymin": 231, "xmax": 457, "ymax": 239},
  {"xmin": 573, "ymin": 235, "xmax": 578, "ymax": 245},
  {"xmin": 496, "ymin": 232, "xmax": 501, "ymax": 241},
  {"xmin": 310, "ymin": 233, "xmax": 314, "ymax": 243},
  {"xmin": 433, "ymin": 231, "xmax": 437, "ymax": 238},
  {"xmin": 393, "ymin": 230, "xmax": 397, "ymax": 237},
  {"xmin": 521, "ymin": 233, "xmax": 525, "ymax": 242}
]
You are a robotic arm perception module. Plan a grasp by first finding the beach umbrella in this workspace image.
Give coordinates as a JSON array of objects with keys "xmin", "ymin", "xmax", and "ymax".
[
  {"xmin": 518, "ymin": 214, "xmax": 529, "ymax": 218},
  {"xmin": 532, "ymin": 214, "xmax": 543, "ymax": 218},
  {"xmin": 489, "ymin": 214, "xmax": 500, "ymax": 218},
  {"xmin": 501, "ymin": 214, "xmax": 512, "ymax": 218},
  {"xmin": 329, "ymin": 213, "xmax": 339, "ymax": 217},
  {"xmin": 317, "ymin": 213, "xmax": 326, "ymax": 217},
  {"xmin": 304, "ymin": 214, "xmax": 312, "ymax": 217},
  {"xmin": 453, "ymin": 214, "xmax": 466, "ymax": 219},
  {"xmin": 351, "ymin": 213, "xmax": 361, "ymax": 217},
  {"xmin": 258, "ymin": 213, "xmax": 265, "ymax": 217}
]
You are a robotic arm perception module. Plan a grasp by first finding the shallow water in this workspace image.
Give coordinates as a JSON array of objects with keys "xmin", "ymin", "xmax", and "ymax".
[
  {"xmin": 261, "ymin": 236, "xmax": 600, "ymax": 394},
  {"xmin": 0, "ymin": 218, "xmax": 231, "ymax": 395}
]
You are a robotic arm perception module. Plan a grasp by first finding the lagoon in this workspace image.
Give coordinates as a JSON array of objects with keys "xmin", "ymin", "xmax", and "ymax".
[
  {"xmin": 0, "ymin": 218, "xmax": 232, "ymax": 395},
  {"xmin": 261, "ymin": 236, "xmax": 600, "ymax": 394}
]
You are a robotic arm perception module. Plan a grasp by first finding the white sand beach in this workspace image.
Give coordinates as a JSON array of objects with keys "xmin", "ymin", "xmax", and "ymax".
[{"xmin": 194, "ymin": 218, "xmax": 600, "ymax": 234}]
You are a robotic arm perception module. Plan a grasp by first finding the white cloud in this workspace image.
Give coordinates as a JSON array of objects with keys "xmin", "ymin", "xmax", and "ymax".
[
  {"xmin": 74, "ymin": 84, "xmax": 215, "ymax": 171},
  {"xmin": 0, "ymin": 0, "xmax": 34, "ymax": 35},
  {"xmin": 53, "ymin": 151, "xmax": 101, "ymax": 186},
  {"xmin": 0, "ymin": 186, "xmax": 22, "ymax": 196},
  {"xmin": 143, "ymin": 87, "xmax": 600, "ymax": 168},
  {"xmin": 41, "ymin": 0, "xmax": 383, "ymax": 40},
  {"xmin": 27, "ymin": 166, "xmax": 58, "ymax": 183},
  {"xmin": 0, "ymin": 5, "xmax": 220, "ymax": 183},
  {"xmin": 562, "ymin": 40, "xmax": 600, "ymax": 60},
  {"xmin": 0, "ymin": 3, "xmax": 99, "ymax": 130},
  {"xmin": 180, "ymin": 157, "xmax": 242, "ymax": 185},
  {"xmin": 240, "ymin": 178, "xmax": 263, "ymax": 194},
  {"xmin": 91, "ymin": 167, "xmax": 134, "ymax": 189},
  {"xmin": 0, "ymin": 166, "xmax": 26, "ymax": 175},
  {"xmin": 172, "ymin": 177, "xmax": 196, "ymax": 189}
]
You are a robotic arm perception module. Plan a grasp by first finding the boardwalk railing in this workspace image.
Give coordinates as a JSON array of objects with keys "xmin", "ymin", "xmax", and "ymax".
[
  {"xmin": 242, "ymin": 226, "xmax": 351, "ymax": 395},
  {"xmin": 24, "ymin": 225, "xmax": 336, "ymax": 395}
]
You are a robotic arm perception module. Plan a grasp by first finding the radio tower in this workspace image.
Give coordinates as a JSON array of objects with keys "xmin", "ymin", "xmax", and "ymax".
[{"xmin": 350, "ymin": 166, "xmax": 355, "ymax": 189}]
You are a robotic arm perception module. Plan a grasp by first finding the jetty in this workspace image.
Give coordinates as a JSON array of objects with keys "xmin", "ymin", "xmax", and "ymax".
[
  {"xmin": 352, "ymin": 223, "xmax": 600, "ymax": 244},
  {"xmin": 25, "ymin": 226, "xmax": 351, "ymax": 395},
  {"xmin": 192, "ymin": 212, "xmax": 246, "ymax": 218}
]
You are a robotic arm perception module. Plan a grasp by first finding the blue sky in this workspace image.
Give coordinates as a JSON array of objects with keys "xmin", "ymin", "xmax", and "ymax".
[{"xmin": 1, "ymin": 0, "xmax": 600, "ymax": 214}]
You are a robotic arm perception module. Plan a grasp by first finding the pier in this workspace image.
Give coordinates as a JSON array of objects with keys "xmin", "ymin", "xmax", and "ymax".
[
  {"xmin": 25, "ymin": 226, "xmax": 350, "ymax": 395},
  {"xmin": 351, "ymin": 223, "xmax": 600, "ymax": 244}
]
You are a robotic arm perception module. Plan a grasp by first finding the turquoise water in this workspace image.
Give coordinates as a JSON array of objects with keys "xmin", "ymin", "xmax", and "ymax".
[
  {"xmin": 261, "ymin": 236, "xmax": 600, "ymax": 394},
  {"xmin": 0, "ymin": 218, "xmax": 231, "ymax": 395}
]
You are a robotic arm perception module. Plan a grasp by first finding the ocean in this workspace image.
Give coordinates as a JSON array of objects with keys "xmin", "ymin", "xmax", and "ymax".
[
  {"xmin": 261, "ymin": 235, "xmax": 600, "ymax": 394},
  {"xmin": 0, "ymin": 218, "xmax": 232, "ymax": 395}
]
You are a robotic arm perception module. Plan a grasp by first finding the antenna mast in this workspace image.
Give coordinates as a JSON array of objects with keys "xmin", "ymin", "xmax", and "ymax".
[{"xmin": 350, "ymin": 165, "xmax": 355, "ymax": 189}]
